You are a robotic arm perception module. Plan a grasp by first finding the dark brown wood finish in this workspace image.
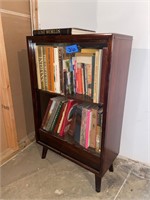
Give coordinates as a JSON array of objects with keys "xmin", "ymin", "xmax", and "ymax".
[
  {"xmin": 100, "ymin": 35, "xmax": 132, "ymax": 177},
  {"xmin": 26, "ymin": 33, "xmax": 132, "ymax": 192}
]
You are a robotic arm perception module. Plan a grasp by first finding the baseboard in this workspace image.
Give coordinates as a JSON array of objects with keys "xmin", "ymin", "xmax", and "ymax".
[
  {"xmin": 18, "ymin": 131, "xmax": 35, "ymax": 150},
  {"xmin": 0, "ymin": 131, "xmax": 35, "ymax": 166},
  {"xmin": 0, "ymin": 148, "xmax": 17, "ymax": 165},
  {"xmin": 118, "ymin": 154, "xmax": 150, "ymax": 167}
]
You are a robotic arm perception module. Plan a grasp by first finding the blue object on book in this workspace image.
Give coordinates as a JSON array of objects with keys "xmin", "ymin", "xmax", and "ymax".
[{"xmin": 66, "ymin": 44, "xmax": 79, "ymax": 54}]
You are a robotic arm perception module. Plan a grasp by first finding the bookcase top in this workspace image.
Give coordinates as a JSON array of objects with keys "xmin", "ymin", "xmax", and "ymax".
[{"xmin": 26, "ymin": 33, "xmax": 133, "ymax": 42}]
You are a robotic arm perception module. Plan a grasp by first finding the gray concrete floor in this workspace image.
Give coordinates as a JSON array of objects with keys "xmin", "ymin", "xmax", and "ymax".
[{"xmin": 0, "ymin": 142, "xmax": 150, "ymax": 200}]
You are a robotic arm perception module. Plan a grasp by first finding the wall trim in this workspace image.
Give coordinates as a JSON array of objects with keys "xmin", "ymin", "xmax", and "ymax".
[{"xmin": 0, "ymin": 9, "xmax": 31, "ymax": 18}]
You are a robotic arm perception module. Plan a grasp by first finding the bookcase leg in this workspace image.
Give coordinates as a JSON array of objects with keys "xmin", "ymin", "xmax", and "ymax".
[
  {"xmin": 109, "ymin": 164, "xmax": 114, "ymax": 172},
  {"xmin": 95, "ymin": 175, "xmax": 101, "ymax": 192},
  {"xmin": 42, "ymin": 146, "xmax": 48, "ymax": 159}
]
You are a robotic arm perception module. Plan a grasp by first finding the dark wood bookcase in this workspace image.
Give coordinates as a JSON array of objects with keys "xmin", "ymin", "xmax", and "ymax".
[{"xmin": 26, "ymin": 33, "xmax": 132, "ymax": 192}]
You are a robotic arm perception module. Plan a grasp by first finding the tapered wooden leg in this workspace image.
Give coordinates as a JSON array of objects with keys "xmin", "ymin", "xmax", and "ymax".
[
  {"xmin": 95, "ymin": 175, "xmax": 101, "ymax": 192},
  {"xmin": 109, "ymin": 164, "xmax": 114, "ymax": 172},
  {"xmin": 42, "ymin": 146, "xmax": 48, "ymax": 159}
]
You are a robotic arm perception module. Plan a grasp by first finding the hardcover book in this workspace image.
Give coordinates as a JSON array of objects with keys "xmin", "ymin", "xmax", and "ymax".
[
  {"xmin": 73, "ymin": 105, "xmax": 83, "ymax": 143},
  {"xmin": 33, "ymin": 28, "xmax": 95, "ymax": 36},
  {"xmin": 43, "ymin": 96, "xmax": 66, "ymax": 131},
  {"xmin": 59, "ymin": 99, "xmax": 78, "ymax": 136}
]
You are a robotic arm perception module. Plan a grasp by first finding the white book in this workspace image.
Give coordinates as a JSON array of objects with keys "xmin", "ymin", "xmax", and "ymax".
[{"xmin": 54, "ymin": 47, "xmax": 61, "ymax": 93}]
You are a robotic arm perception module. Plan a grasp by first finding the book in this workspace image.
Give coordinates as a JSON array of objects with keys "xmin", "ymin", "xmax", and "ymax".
[
  {"xmin": 80, "ymin": 105, "xmax": 88, "ymax": 147},
  {"xmin": 100, "ymin": 47, "xmax": 109, "ymax": 103},
  {"xmin": 79, "ymin": 103, "xmax": 92, "ymax": 149},
  {"xmin": 33, "ymin": 28, "xmax": 95, "ymax": 36},
  {"xmin": 95, "ymin": 107, "xmax": 103, "ymax": 152},
  {"xmin": 57, "ymin": 101, "xmax": 68, "ymax": 133},
  {"xmin": 89, "ymin": 105, "xmax": 98, "ymax": 149},
  {"xmin": 34, "ymin": 44, "xmax": 41, "ymax": 89},
  {"xmin": 49, "ymin": 46, "xmax": 55, "ymax": 92},
  {"xmin": 42, "ymin": 46, "xmax": 48, "ymax": 90},
  {"xmin": 42, "ymin": 100, "xmax": 56, "ymax": 130},
  {"xmin": 54, "ymin": 47, "xmax": 61, "ymax": 93},
  {"xmin": 85, "ymin": 108, "xmax": 92, "ymax": 149},
  {"xmin": 67, "ymin": 111, "xmax": 77, "ymax": 137},
  {"xmin": 59, "ymin": 99, "xmax": 77, "ymax": 136},
  {"xmin": 53, "ymin": 101, "xmax": 68, "ymax": 134},
  {"xmin": 41, "ymin": 99, "xmax": 53, "ymax": 128},
  {"xmin": 35, "ymin": 45, "xmax": 45, "ymax": 90},
  {"xmin": 93, "ymin": 49, "xmax": 103, "ymax": 103},
  {"xmin": 43, "ymin": 96, "xmax": 66, "ymax": 131},
  {"xmin": 73, "ymin": 105, "xmax": 83, "ymax": 143},
  {"xmin": 58, "ymin": 47, "xmax": 65, "ymax": 94},
  {"xmin": 49, "ymin": 100, "xmax": 66, "ymax": 132}
]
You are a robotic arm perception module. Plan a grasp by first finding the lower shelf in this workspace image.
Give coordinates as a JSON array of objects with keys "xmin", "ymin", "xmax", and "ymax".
[{"xmin": 38, "ymin": 128, "xmax": 101, "ymax": 172}]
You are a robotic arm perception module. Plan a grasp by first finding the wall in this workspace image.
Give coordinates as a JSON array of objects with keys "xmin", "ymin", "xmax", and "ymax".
[
  {"xmin": 38, "ymin": 0, "xmax": 97, "ymax": 30},
  {"xmin": 97, "ymin": 0, "xmax": 150, "ymax": 165},
  {"xmin": 0, "ymin": 0, "xmax": 34, "ymax": 147},
  {"xmin": 38, "ymin": 0, "xmax": 150, "ymax": 164}
]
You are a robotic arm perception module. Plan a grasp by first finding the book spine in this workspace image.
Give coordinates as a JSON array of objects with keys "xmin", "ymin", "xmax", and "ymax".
[
  {"xmin": 89, "ymin": 107, "xmax": 97, "ymax": 148},
  {"xmin": 45, "ymin": 101, "xmax": 59, "ymax": 131},
  {"xmin": 95, "ymin": 108, "xmax": 103, "ymax": 152},
  {"xmin": 49, "ymin": 47, "xmax": 55, "ymax": 92},
  {"xmin": 91, "ymin": 55, "xmax": 95, "ymax": 99},
  {"xmin": 93, "ymin": 50, "xmax": 99, "ymax": 103},
  {"xmin": 86, "ymin": 64, "xmax": 92, "ymax": 97},
  {"xmin": 34, "ymin": 45, "xmax": 41, "ymax": 89},
  {"xmin": 67, "ymin": 112, "xmax": 77, "ymax": 136},
  {"xmin": 58, "ymin": 47, "xmax": 64, "ymax": 94},
  {"xmin": 41, "ymin": 100, "xmax": 52, "ymax": 128},
  {"xmin": 54, "ymin": 47, "xmax": 61, "ymax": 93},
  {"xmin": 49, "ymin": 102, "xmax": 63, "ymax": 132},
  {"xmin": 53, "ymin": 102, "xmax": 67, "ymax": 134},
  {"xmin": 80, "ymin": 107, "xmax": 86, "ymax": 147},
  {"xmin": 42, "ymin": 46, "xmax": 48, "ymax": 90},
  {"xmin": 33, "ymin": 28, "xmax": 72, "ymax": 36},
  {"xmin": 59, "ymin": 100, "xmax": 76, "ymax": 136},
  {"xmin": 73, "ymin": 105, "xmax": 82, "ymax": 143},
  {"xmin": 43, "ymin": 101, "xmax": 56, "ymax": 130},
  {"xmin": 100, "ymin": 47, "xmax": 109, "ymax": 103},
  {"xmin": 38, "ymin": 46, "xmax": 45, "ymax": 90},
  {"xmin": 45, "ymin": 46, "xmax": 51, "ymax": 91},
  {"xmin": 85, "ymin": 109, "xmax": 91, "ymax": 149},
  {"xmin": 57, "ymin": 102, "xmax": 68, "ymax": 134},
  {"xmin": 96, "ymin": 49, "xmax": 103, "ymax": 103}
]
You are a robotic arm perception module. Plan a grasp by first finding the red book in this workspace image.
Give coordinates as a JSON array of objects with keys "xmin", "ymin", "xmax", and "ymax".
[
  {"xmin": 76, "ymin": 64, "xmax": 83, "ymax": 94},
  {"xmin": 59, "ymin": 99, "xmax": 77, "ymax": 136}
]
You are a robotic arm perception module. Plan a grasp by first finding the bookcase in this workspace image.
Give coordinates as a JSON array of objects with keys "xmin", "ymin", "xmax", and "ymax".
[{"xmin": 26, "ymin": 33, "xmax": 132, "ymax": 192}]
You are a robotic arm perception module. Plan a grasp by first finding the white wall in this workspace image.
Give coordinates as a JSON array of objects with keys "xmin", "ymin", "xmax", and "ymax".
[
  {"xmin": 38, "ymin": 0, "xmax": 97, "ymax": 30},
  {"xmin": 38, "ymin": 0, "xmax": 150, "ymax": 164},
  {"xmin": 97, "ymin": 0, "xmax": 150, "ymax": 165}
]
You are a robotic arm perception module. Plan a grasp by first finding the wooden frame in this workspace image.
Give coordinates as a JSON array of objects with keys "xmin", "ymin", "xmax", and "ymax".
[
  {"xmin": 0, "ymin": 14, "xmax": 18, "ymax": 162},
  {"xmin": 30, "ymin": 0, "xmax": 38, "ymax": 32}
]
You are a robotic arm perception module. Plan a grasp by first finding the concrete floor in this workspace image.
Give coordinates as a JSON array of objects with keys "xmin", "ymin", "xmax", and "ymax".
[{"xmin": 0, "ymin": 142, "xmax": 150, "ymax": 200}]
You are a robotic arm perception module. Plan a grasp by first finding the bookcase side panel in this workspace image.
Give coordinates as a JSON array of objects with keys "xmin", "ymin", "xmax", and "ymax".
[
  {"xmin": 26, "ymin": 39, "xmax": 41, "ymax": 141},
  {"xmin": 101, "ymin": 36, "xmax": 132, "ymax": 176}
]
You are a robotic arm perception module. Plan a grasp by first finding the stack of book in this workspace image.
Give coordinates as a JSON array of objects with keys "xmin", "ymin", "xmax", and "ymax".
[
  {"xmin": 41, "ymin": 96, "xmax": 77, "ymax": 136},
  {"xmin": 35, "ymin": 45, "xmax": 103, "ymax": 103},
  {"xmin": 68, "ymin": 103, "xmax": 103, "ymax": 152},
  {"xmin": 42, "ymin": 96, "xmax": 103, "ymax": 152}
]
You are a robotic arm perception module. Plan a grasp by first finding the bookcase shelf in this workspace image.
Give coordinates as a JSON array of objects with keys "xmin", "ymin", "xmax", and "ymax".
[{"xmin": 26, "ymin": 33, "xmax": 132, "ymax": 192}]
